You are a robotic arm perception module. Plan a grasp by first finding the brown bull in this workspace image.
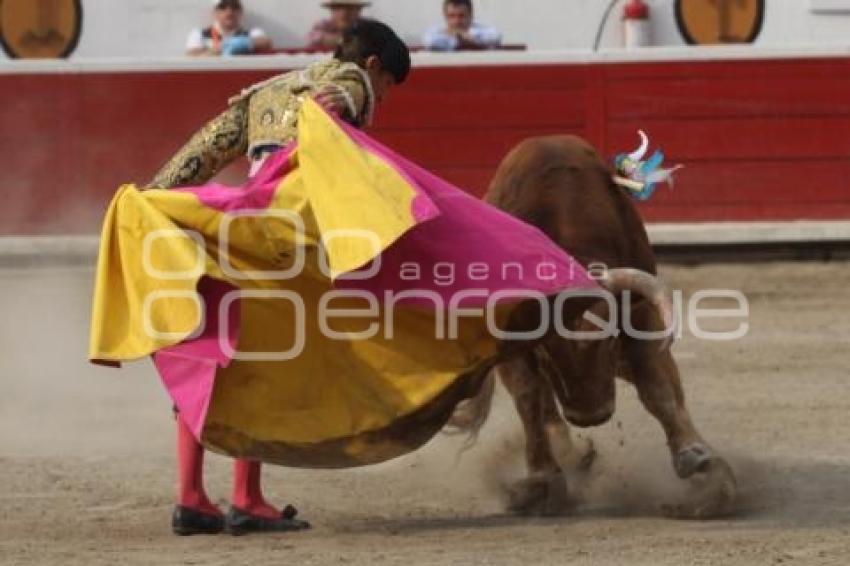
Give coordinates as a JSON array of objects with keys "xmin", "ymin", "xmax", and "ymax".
[{"xmin": 453, "ymin": 135, "xmax": 737, "ymax": 519}]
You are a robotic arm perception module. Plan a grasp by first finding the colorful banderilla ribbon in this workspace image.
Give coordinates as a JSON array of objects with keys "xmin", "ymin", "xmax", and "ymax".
[{"xmin": 613, "ymin": 130, "xmax": 683, "ymax": 201}]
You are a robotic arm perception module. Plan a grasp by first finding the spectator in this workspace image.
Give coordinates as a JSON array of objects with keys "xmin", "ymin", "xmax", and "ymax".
[
  {"xmin": 186, "ymin": 0, "xmax": 272, "ymax": 57},
  {"xmin": 424, "ymin": 0, "xmax": 502, "ymax": 51},
  {"xmin": 308, "ymin": 0, "xmax": 370, "ymax": 50}
]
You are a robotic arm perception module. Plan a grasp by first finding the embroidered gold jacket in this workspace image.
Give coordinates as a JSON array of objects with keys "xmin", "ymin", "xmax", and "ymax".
[{"xmin": 149, "ymin": 59, "xmax": 375, "ymax": 189}]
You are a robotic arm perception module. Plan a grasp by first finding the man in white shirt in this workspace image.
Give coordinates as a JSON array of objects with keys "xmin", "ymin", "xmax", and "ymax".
[
  {"xmin": 186, "ymin": 0, "xmax": 272, "ymax": 56},
  {"xmin": 424, "ymin": 0, "xmax": 502, "ymax": 51}
]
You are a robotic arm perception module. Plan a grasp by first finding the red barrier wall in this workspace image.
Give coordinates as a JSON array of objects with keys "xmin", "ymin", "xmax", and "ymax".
[{"xmin": 2, "ymin": 55, "xmax": 849, "ymax": 234}]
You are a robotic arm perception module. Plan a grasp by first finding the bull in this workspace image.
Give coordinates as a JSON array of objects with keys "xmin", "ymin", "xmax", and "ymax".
[{"xmin": 451, "ymin": 135, "xmax": 737, "ymax": 519}]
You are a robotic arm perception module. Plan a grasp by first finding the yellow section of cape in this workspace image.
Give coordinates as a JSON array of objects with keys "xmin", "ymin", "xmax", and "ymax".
[{"xmin": 89, "ymin": 100, "xmax": 494, "ymax": 466}]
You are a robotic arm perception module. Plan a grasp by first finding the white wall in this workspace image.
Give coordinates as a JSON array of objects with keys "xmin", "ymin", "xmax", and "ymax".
[
  {"xmin": 1, "ymin": 0, "xmax": 849, "ymax": 61},
  {"xmin": 55, "ymin": 0, "xmax": 674, "ymax": 58},
  {"xmin": 760, "ymin": 0, "xmax": 850, "ymax": 44}
]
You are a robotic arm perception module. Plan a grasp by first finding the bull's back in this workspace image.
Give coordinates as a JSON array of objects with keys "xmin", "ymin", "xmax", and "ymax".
[{"xmin": 487, "ymin": 135, "xmax": 656, "ymax": 274}]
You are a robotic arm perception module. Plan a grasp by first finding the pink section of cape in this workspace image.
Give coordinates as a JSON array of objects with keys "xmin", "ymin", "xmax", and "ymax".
[{"xmin": 158, "ymin": 114, "xmax": 596, "ymax": 439}]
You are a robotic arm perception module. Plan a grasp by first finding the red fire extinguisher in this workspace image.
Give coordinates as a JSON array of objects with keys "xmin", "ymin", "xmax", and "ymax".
[{"xmin": 623, "ymin": 0, "xmax": 651, "ymax": 48}]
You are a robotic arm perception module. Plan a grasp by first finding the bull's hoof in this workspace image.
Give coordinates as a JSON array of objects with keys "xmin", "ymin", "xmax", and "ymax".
[
  {"xmin": 662, "ymin": 457, "xmax": 738, "ymax": 520},
  {"xmin": 507, "ymin": 471, "xmax": 572, "ymax": 516},
  {"xmin": 673, "ymin": 443, "xmax": 714, "ymax": 479}
]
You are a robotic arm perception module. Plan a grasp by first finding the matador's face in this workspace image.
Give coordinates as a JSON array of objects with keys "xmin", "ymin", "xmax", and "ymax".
[{"xmin": 364, "ymin": 56, "xmax": 397, "ymax": 106}]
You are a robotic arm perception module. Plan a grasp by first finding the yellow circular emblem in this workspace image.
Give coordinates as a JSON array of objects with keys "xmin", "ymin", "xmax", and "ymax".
[
  {"xmin": 675, "ymin": 0, "xmax": 764, "ymax": 45},
  {"xmin": 0, "ymin": 0, "xmax": 83, "ymax": 59}
]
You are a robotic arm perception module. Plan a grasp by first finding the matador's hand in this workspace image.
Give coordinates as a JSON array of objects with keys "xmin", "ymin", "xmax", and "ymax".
[{"xmin": 313, "ymin": 86, "xmax": 350, "ymax": 118}]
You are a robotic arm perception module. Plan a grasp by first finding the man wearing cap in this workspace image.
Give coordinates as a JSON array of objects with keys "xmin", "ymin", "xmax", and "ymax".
[
  {"xmin": 307, "ymin": 0, "xmax": 370, "ymax": 49},
  {"xmin": 187, "ymin": 0, "xmax": 272, "ymax": 57}
]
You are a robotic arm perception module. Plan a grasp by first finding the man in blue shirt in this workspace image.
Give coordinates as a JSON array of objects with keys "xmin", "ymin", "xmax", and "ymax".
[{"xmin": 424, "ymin": 0, "xmax": 502, "ymax": 51}]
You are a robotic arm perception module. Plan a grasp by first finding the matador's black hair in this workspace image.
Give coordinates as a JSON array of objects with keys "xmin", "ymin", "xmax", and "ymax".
[{"xmin": 334, "ymin": 19, "xmax": 411, "ymax": 84}]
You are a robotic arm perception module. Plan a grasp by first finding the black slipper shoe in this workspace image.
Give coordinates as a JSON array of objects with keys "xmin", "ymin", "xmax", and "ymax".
[
  {"xmin": 171, "ymin": 505, "xmax": 225, "ymax": 536},
  {"xmin": 225, "ymin": 504, "xmax": 311, "ymax": 536}
]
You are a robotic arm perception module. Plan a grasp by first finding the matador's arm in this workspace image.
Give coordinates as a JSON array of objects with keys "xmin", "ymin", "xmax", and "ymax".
[
  {"xmin": 314, "ymin": 63, "xmax": 374, "ymax": 128},
  {"xmin": 147, "ymin": 99, "xmax": 250, "ymax": 189}
]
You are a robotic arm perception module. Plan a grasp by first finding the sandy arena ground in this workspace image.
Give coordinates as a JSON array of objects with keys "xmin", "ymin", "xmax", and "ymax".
[{"xmin": 1, "ymin": 261, "xmax": 849, "ymax": 565}]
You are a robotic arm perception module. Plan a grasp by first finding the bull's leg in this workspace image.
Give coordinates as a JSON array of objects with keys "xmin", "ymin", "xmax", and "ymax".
[
  {"xmin": 620, "ymin": 343, "xmax": 708, "ymax": 473},
  {"xmin": 531, "ymin": 345, "xmax": 599, "ymax": 472},
  {"xmin": 541, "ymin": 398, "xmax": 598, "ymax": 474},
  {"xmin": 620, "ymin": 302, "xmax": 737, "ymax": 518},
  {"xmin": 499, "ymin": 352, "xmax": 572, "ymax": 516}
]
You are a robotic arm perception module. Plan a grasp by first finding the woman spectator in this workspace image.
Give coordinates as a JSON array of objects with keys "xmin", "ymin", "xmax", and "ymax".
[{"xmin": 307, "ymin": 0, "xmax": 371, "ymax": 50}]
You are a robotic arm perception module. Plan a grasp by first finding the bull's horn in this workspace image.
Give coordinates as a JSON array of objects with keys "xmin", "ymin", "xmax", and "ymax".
[
  {"xmin": 628, "ymin": 130, "xmax": 650, "ymax": 162},
  {"xmin": 598, "ymin": 268, "xmax": 676, "ymax": 350}
]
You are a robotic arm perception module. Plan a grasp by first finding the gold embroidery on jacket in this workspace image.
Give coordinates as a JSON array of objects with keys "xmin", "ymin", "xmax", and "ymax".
[
  {"xmin": 149, "ymin": 99, "xmax": 249, "ymax": 189},
  {"xmin": 149, "ymin": 59, "xmax": 374, "ymax": 190}
]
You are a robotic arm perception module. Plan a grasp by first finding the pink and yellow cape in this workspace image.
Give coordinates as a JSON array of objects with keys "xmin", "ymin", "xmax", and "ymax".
[{"xmin": 89, "ymin": 100, "xmax": 595, "ymax": 467}]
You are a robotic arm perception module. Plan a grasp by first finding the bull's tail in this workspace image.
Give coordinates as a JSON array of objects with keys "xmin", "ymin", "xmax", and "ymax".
[{"xmin": 443, "ymin": 369, "xmax": 497, "ymax": 448}]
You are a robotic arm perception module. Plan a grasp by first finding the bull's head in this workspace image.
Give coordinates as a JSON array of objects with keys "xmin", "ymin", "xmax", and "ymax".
[{"xmin": 539, "ymin": 268, "xmax": 676, "ymax": 427}]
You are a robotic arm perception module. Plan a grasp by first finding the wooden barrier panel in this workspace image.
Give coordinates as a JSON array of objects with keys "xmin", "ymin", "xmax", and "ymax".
[
  {"xmin": 1, "ymin": 55, "xmax": 849, "ymax": 234},
  {"xmin": 601, "ymin": 58, "xmax": 850, "ymax": 221}
]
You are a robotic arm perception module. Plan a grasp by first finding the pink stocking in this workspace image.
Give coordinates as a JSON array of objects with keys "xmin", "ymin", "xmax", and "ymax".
[
  {"xmin": 231, "ymin": 459, "xmax": 280, "ymax": 519},
  {"xmin": 176, "ymin": 416, "xmax": 222, "ymax": 517}
]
